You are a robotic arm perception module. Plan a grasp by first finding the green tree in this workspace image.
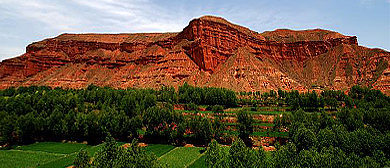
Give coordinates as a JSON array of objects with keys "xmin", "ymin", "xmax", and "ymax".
[
  {"xmin": 205, "ymin": 140, "xmax": 230, "ymax": 167},
  {"xmin": 211, "ymin": 105, "xmax": 224, "ymax": 114},
  {"xmin": 73, "ymin": 149, "xmax": 90, "ymax": 168},
  {"xmin": 317, "ymin": 128, "xmax": 336, "ymax": 148},
  {"xmin": 114, "ymin": 139, "xmax": 160, "ymax": 168},
  {"xmin": 143, "ymin": 106, "xmax": 184, "ymax": 143},
  {"xmin": 189, "ymin": 116, "xmax": 214, "ymax": 145},
  {"xmin": 0, "ymin": 113, "xmax": 17, "ymax": 145},
  {"xmin": 92, "ymin": 133, "xmax": 118, "ymax": 167},
  {"xmin": 272, "ymin": 143, "xmax": 298, "ymax": 167},
  {"xmin": 292, "ymin": 126, "xmax": 318, "ymax": 151},
  {"xmin": 325, "ymin": 98, "xmax": 338, "ymax": 110},
  {"xmin": 185, "ymin": 103, "xmax": 198, "ymax": 111},
  {"xmin": 229, "ymin": 138, "xmax": 249, "ymax": 167},
  {"xmin": 87, "ymin": 134, "xmax": 161, "ymax": 168},
  {"xmin": 237, "ymin": 110, "xmax": 254, "ymax": 146},
  {"xmin": 141, "ymin": 93, "xmax": 156, "ymax": 111}
]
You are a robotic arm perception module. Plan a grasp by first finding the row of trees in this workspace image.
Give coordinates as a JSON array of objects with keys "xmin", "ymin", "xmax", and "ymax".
[
  {"xmin": 178, "ymin": 82, "xmax": 238, "ymax": 107},
  {"xmin": 206, "ymin": 86, "xmax": 390, "ymax": 167},
  {"xmin": 2, "ymin": 84, "xmax": 390, "ymax": 167},
  {"xmin": 239, "ymin": 85, "xmax": 390, "ymax": 111},
  {"xmin": 271, "ymin": 107, "xmax": 390, "ymax": 167},
  {"xmin": 0, "ymin": 84, "xmax": 240, "ymax": 146},
  {"xmin": 206, "ymin": 139, "xmax": 269, "ymax": 168},
  {"xmin": 205, "ymin": 106, "xmax": 390, "ymax": 167}
]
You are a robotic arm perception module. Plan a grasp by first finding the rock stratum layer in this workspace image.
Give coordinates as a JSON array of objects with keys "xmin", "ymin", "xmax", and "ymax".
[{"xmin": 1, "ymin": 16, "xmax": 390, "ymax": 93}]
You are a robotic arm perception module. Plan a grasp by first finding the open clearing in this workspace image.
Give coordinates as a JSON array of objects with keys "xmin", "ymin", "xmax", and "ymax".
[
  {"xmin": 16, "ymin": 142, "xmax": 92, "ymax": 154},
  {"xmin": 2, "ymin": 140, "xmax": 279, "ymax": 168},
  {"xmin": 0, "ymin": 142, "xmax": 179, "ymax": 168},
  {"xmin": 159, "ymin": 147, "xmax": 205, "ymax": 168},
  {"xmin": 0, "ymin": 150, "xmax": 64, "ymax": 168}
]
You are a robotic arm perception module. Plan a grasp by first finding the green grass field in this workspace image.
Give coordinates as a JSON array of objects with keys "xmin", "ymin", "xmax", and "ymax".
[
  {"xmin": 0, "ymin": 142, "xmax": 178, "ymax": 168},
  {"xmin": 39, "ymin": 154, "xmax": 77, "ymax": 168},
  {"xmin": 159, "ymin": 147, "xmax": 205, "ymax": 168},
  {"xmin": 252, "ymin": 131, "xmax": 289, "ymax": 137},
  {"xmin": 16, "ymin": 142, "xmax": 92, "ymax": 154},
  {"xmin": 39, "ymin": 143, "xmax": 104, "ymax": 168},
  {"xmin": 1, "ymin": 142, "xmax": 274, "ymax": 168},
  {"xmin": 144, "ymin": 144, "xmax": 176, "ymax": 157},
  {"xmin": 188, "ymin": 155, "xmax": 207, "ymax": 168},
  {"xmin": 0, "ymin": 150, "xmax": 64, "ymax": 168},
  {"xmin": 1, "ymin": 142, "xmax": 104, "ymax": 168},
  {"xmin": 0, "ymin": 142, "xmax": 95, "ymax": 168}
]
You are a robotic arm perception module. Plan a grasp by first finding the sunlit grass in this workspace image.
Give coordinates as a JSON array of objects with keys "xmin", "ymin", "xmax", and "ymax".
[
  {"xmin": 0, "ymin": 150, "xmax": 64, "ymax": 168},
  {"xmin": 159, "ymin": 147, "xmax": 205, "ymax": 168},
  {"xmin": 16, "ymin": 142, "xmax": 92, "ymax": 154}
]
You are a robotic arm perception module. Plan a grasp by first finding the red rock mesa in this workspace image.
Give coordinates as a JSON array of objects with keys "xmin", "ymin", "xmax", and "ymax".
[{"xmin": 1, "ymin": 16, "xmax": 389, "ymax": 93}]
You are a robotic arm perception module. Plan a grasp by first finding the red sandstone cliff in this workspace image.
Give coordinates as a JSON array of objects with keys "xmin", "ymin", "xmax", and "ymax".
[{"xmin": 0, "ymin": 16, "xmax": 389, "ymax": 93}]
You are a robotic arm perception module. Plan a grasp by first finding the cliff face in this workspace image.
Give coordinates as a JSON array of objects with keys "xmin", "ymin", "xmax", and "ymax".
[{"xmin": 1, "ymin": 16, "xmax": 389, "ymax": 93}]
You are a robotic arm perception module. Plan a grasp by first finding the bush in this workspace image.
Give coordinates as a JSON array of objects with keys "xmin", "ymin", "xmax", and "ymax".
[
  {"xmin": 185, "ymin": 103, "xmax": 198, "ymax": 111},
  {"xmin": 211, "ymin": 105, "xmax": 224, "ymax": 114},
  {"xmin": 205, "ymin": 139, "xmax": 269, "ymax": 168},
  {"xmin": 188, "ymin": 116, "xmax": 214, "ymax": 145},
  {"xmin": 237, "ymin": 110, "xmax": 254, "ymax": 146},
  {"xmin": 205, "ymin": 140, "xmax": 229, "ymax": 167},
  {"xmin": 79, "ymin": 134, "xmax": 161, "ymax": 168},
  {"xmin": 73, "ymin": 149, "xmax": 90, "ymax": 168}
]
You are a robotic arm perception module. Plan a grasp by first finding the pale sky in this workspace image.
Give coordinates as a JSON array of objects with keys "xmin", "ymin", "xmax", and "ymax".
[{"xmin": 0, "ymin": 0, "xmax": 389, "ymax": 61}]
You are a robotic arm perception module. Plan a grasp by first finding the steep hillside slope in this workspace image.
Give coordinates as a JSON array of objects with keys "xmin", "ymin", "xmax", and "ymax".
[{"xmin": 1, "ymin": 16, "xmax": 389, "ymax": 93}]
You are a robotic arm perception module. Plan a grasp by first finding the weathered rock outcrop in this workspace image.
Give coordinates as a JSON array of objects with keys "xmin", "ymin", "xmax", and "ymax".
[{"xmin": 0, "ymin": 15, "xmax": 389, "ymax": 93}]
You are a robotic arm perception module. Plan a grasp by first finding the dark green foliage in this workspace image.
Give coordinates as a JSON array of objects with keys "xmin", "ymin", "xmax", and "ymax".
[
  {"xmin": 285, "ymin": 90, "xmax": 324, "ymax": 111},
  {"xmin": 363, "ymin": 108, "xmax": 390, "ymax": 132},
  {"xmin": 185, "ymin": 103, "xmax": 198, "ymax": 111},
  {"xmin": 292, "ymin": 126, "xmax": 318, "ymax": 151},
  {"xmin": 319, "ymin": 111, "xmax": 335, "ymax": 129},
  {"xmin": 0, "ymin": 112, "xmax": 17, "ymax": 145},
  {"xmin": 205, "ymin": 140, "xmax": 229, "ymax": 167},
  {"xmin": 272, "ymin": 141, "xmax": 388, "ymax": 168},
  {"xmin": 2, "ymin": 84, "xmax": 390, "ymax": 167},
  {"xmin": 188, "ymin": 116, "xmax": 214, "ymax": 145},
  {"xmin": 212, "ymin": 117, "xmax": 226, "ymax": 143},
  {"xmin": 229, "ymin": 138, "xmax": 251, "ymax": 167},
  {"xmin": 143, "ymin": 105, "xmax": 185, "ymax": 144},
  {"xmin": 141, "ymin": 93, "xmax": 157, "ymax": 111},
  {"xmin": 349, "ymin": 85, "xmax": 390, "ymax": 108},
  {"xmin": 236, "ymin": 110, "xmax": 254, "ymax": 146},
  {"xmin": 73, "ymin": 149, "xmax": 89, "ymax": 168},
  {"xmin": 211, "ymin": 105, "xmax": 224, "ymax": 114},
  {"xmin": 272, "ymin": 143, "xmax": 298, "ymax": 167},
  {"xmin": 336, "ymin": 108, "xmax": 364, "ymax": 131},
  {"xmin": 0, "ymin": 85, "xmax": 240, "ymax": 146},
  {"xmin": 157, "ymin": 86, "xmax": 177, "ymax": 104},
  {"xmin": 273, "ymin": 94, "xmax": 390, "ymax": 168},
  {"xmin": 205, "ymin": 139, "xmax": 269, "ymax": 168},
  {"xmin": 178, "ymin": 82, "xmax": 237, "ymax": 106},
  {"xmin": 0, "ymin": 86, "xmax": 180, "ymax": 145},
  {"xmin": 76, "ymin": 134, "xmax": 160, "ymax": 168},
  {"xmin": 317, "ymin": 128, "xmax": 336, "ymax": 148},
  {"xmin": 92, "ymin": 134, "xmax": 118, "ymax": 167}
]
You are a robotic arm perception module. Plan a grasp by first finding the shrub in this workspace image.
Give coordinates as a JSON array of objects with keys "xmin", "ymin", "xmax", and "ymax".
[{"xmin": 73, "ymin": 149, "xmax": 90, "ymax": 168}]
